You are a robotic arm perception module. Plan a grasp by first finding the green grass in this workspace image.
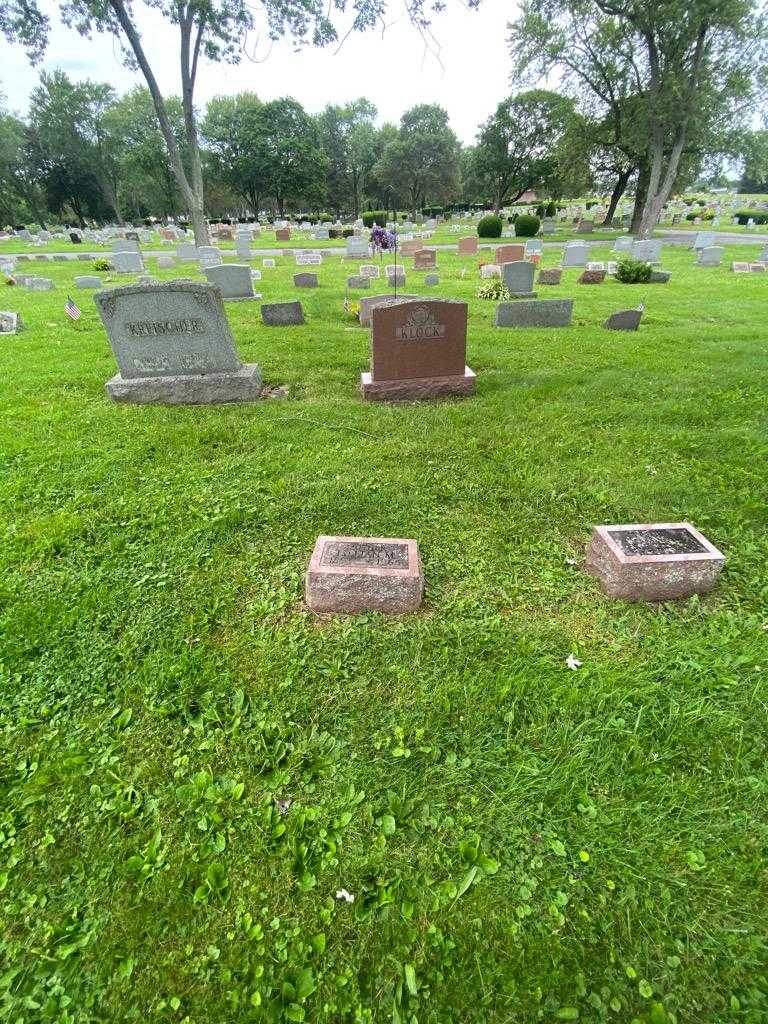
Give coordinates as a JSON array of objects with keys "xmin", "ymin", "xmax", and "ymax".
[{"xmin": 1, "ymin": 243, "xmax": 768, "ymax": 1024}]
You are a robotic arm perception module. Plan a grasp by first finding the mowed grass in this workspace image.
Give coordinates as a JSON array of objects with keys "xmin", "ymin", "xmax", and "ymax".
[{"xmin": 1, "ymin": 243, "xmax": 768, "ymax": 1024}]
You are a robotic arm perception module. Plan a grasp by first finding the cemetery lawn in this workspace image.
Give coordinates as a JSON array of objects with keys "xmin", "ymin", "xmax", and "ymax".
[{"xmin": 2, "ymin": 244, "xmax": 768, "ymax": 1024}]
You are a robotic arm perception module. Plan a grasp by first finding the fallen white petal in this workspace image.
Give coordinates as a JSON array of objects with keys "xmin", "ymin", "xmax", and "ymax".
[
  {"xmin": 335, "ymin": 888, "xmax": 355, "ymax": 903},
  {"xmin": 566, "ymin": 654, "xmax": 583, "ymax": 671}
]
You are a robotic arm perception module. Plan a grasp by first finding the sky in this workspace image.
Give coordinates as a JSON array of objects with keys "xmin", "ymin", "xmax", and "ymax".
[{"xmin": 0, "ymin": 0, "xmax": 517, "ymax": 144}]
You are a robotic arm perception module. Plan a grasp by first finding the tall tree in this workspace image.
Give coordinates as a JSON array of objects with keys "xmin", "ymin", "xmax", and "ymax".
[
  {"xmin": 317, "ymin": 99, "xmax": 378, "ymax": 217},
  {"xmin": 201, "ymin": 92, "xmax": 263, "ymax": 215},
  {"xmin": 251, "ymin": 97, "xmax": 328, "ymax": 216},
  {"xmin": 373, "ymin": 104, "xmax": 460, "ymax": 215},
  {"xmin": 474, "ymin": 89, "xmax": 580, "ymax": 211},
  {"xmin": 510, "ymin": 0, "xmax": 767, "ymax": 236}
]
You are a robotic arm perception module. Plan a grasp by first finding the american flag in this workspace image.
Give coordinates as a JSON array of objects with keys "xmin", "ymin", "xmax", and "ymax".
[{"xmin": 65, "ymin": 296, "xmax": 81, "ymax": 321}]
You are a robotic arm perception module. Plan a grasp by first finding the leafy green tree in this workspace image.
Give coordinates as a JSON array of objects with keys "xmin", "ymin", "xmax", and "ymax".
[
  {"xmin": 0, "ymin": 98, "xmax": 48, "ymax": 225},
  {"xmin": 104, "ymin": 87, "xmax": 187, "ymax": 220},
  {"xmin": 510, "ymin": 0, "xmax": 767, "ymax": 235},
  {"xmin": 251, "ymin": 98, "xmax": 328, "ymax": 216},
  {"xmin": 740, "ymin": 129, "xmax": 768, "ymax": 193},
  {"xmin": 373, "ymin": 104, "xmax": 459, "ymax": 215},
  {"xmin": 27, "ymin": 70, "xmax": 122, "ymax": 224},
  {"xmin": 201, "ymin": 92, "xmax": 264, "ymax": 215},
  {"xmin": 317, "ymin": 99, "xmax": 378, "ymax": 217},
  {"xmin": 474, "ymin": 89, "xmax": 579, "ymax": 211}
]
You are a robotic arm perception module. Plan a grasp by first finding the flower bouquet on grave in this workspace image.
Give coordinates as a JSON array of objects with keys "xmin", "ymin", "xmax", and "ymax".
[
  {"xmin": 476, "ymin": 279, "xmax": 510, "ymax": 301},
  {"xmin": 371, "ymin": 225, "xmax": 396, "ymax": 255}
]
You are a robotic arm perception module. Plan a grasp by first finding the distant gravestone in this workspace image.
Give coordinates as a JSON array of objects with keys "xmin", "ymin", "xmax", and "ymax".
[
  {"xmin": 495, "ymin": 299, "xmax": 573, "ymax": 328},
  {"xmin": 28, "ymin": 278, "xmax": 55, "ymax": 291},
  {"xmin": 94, "ymin": 280, "xmax": 263, "ymax": 404},
  {"xmin": 313, "ymin": 226, "xmax": 330, "ymax": 240},
  {"xmin": 538, "ymin": 268, "xmax": 562, "ymax": 285},
  {"xmin": 69, "ymin": 232, "xmax": 82, "ymax": 244},
  {"xmin": 577, "ymin": 269, "xmax": 606, "ymax": 284},
  {"xmin": 235, "ymin": 241, "xmax": 252, "ymax": 260},
  {"xmin": 346, "ymin": 237, "xmax": 369, "ymax": 259},
  {"xmin": 157, "ymin": 256, "xmax": 176, "ymax": 269},
  {"xmin": 496, "ymin": 243, "xmax": 525, "ymax": 264},
  {"xmin": 360, "ymin": 264, "xmax": 380, "ymax": 279},
  {"xmin": 75, "ymin": 276, "xmax": 102, "ymax": 289},
  {"xmin": 457, "ymin": 236, "xmax": 478, "ymax": 255},
  {"xmin": 177, "ymin": 243, "xmax": 197, "ymax": 261},
  {"xmin": 631, "ymin": 239, "xmax": 662, "ymax": 263},
  {"xmin": 480, "ymin": 264, "xmax": 500, "ymax": 279},
  {"xmin": 198, "ymin": 247, "xmax": 223, "ymax": 270},
  {"xmin": 358, "ymin": 293, "xmax": 419, "ymax": 328},
  {"xmin": 541, "ymin": 219, "xmax": 556, "ymax": 235},
  {"xmin": 648, "ymin": 270, "xmax": 671, "ymax": 283},
  {"xmin": 696, "ymin": 246, "xmax": 723, "ymax": 267},
  {"xmin": 275, "ymin": 227, "xmax": 291, "ymax": 241},
  {"xmin": 693, "ymin": 231, "xmax": 716, "ymax": 250},
  {"xmin": 413, "ymin": 249, "xmax": 437, "ymax": 270},
  {"xmin": 612, "ymin": 236, "xmax": 634, "ymax": 253},
  {"xmin": 294, "ymin": 272, "xmax": 318, "ymax": 288},
  {"xmin": 112, "ymin": 239, "xmax": 140, "ymax": 254},
  {"xmin": 0, "ymin": 311, "xmax": 22, "ymax": 333},
  {"xmin": 263, "ymin": 258, "xmax": 276, "ymax": 268},
  {"xmin": 501, "ymin": 260, "xmax": 536, "ymax": 297},
  {"xmin": 113, "ymin": 251, "xmax": 145, "ymax": 274},
  {"xmin": 562, "ymin": 242, "xmax": 588, "ymax": 267},
  {"xmin": 261, "ymin": 301, "xmax": 304, "ymax": 326},
  {"xmin": 204, "ymin": 263, "xmax": 255, "ymax": 301},
  {"xmin": 361, "ymin": 298, "xmax": 475, "ymax": 401},
  {"xmin": 296, "ymin": 252, "xmax": 322, "ymax": 266},
  {"xmin": 424, "ymin": 274, "xmax": 439, "ymax": 286},
  {"xmin": 347, "ymin": 275, "xmax": 370, "ymax": 289},
  {"xmin": 750, "ymin": 262, "xmax": 767, "ymax": 272},
  {"xmin": 604, "ymin": 308, "xmax": 643, "ymax": 331},
  {"xmin": 731, "ymin": 261, "xmax": 750, "ymax": 273},
  {"xmin": 576, "ymin": 219, "xmax": 595, "ymax": 233}
]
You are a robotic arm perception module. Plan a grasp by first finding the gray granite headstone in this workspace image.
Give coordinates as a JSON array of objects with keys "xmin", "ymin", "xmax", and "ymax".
[
  {"xmin": 113, "ymin": 251, "xmax": 144, "ymax": 274},
  {"xmin": 75, "ymin": 276, "xmax": 102, "ymax": 289},
  {"xmin": 501, "ymin": 260, "xmax": 536, "ymax": 297},
  {"xmin": 198, "ymin": 247, "xmax": 223, "ymax": 270},
  {"xmin": 77, "ymin": 253, "xmax": 93, "ymax": 261},
  {"xmin": 347, "ymin": 275, "xmax": 370, "ymax": 289},
  {"xmin": 112, "ymin": 239, "xmax": 140, "ymax": 254},
  {"xmin": 157, "ymin": 256, "xmax": 176, "ymax": 269},
  {"xmin": 261, "ymin": 301, "xmax": 305, "ymax": 326},
  {"xmin": 177, "ymin": 243, "xmax": 197, "ymax": 261},
  {"xmin": 604, "ymin": 308, "xmax": 643, "ymax": 331},
  {"xmin": 0, "ymin": 310, "xmax": 21, "ymax": 333},
  {"xmin": 203, "ymin": 263, "xmax": 254, "ymax": 300},
  {"xmin": 294, "ymin": 273, "xmax": 318, "ymax": 288},
  {"xmin": 495, "ymin": 299, "xmax": 573, "ymax": 328},
  {"xmin": 562, "ymin": 243, "xmax": 588, "ymax": 267},
  {"xmin": 94, "ymin": 280, "xmax": 262, "ymax": 404},
  {"xmin": 696, "ymin": 246, "xmax": 723, "ymax": 267},
  {"xmin": 28, "ymin": 278, "xmax": 55, "ymax": 291},
  {"xmin": 358, "ymin": 293, "xmax": 419, "ymax": 328},
  {"xmin": 649, "ymin": 270, "xmax": 671, "ymax": 283}
]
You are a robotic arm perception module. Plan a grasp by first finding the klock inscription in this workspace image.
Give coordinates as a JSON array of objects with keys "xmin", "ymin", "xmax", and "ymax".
[{"xmin": 394, "ymin": 307, "xmax": 446, "ymax": 342}]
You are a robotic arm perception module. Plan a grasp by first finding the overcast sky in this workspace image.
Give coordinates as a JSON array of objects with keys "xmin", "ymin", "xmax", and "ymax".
[{"xmin": 1, "ymin": 0, "xmax": 517, "ymax": 144}]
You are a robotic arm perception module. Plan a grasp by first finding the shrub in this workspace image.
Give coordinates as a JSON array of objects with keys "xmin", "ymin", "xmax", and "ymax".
[
  {"xmin": 476, "ymin": 278, "xmax": 510, "ymax": 300},
  {"xmin": 477, "ymin": 214, "xmax": 503, "ymax": 238},
  {"xmin": 514, "ymin": 213, "xmax": 540, "ymax": 237},
  {"xmin": 735, "ymin": 208, "xmax": 768, "ymax": 225},
  {"xmin": 317, "ymin": 212, "xmax": 331, "ymax": 223},
  {"xmin": 93, "ymin": 258, "xmax": 113, "ymax": 272},
  {"xmin": 342, "ymin": 228, "xmax": 354, "ymax": 238},
  {"xmin": 362, "ymin": 210, "xmax": 387, "ymax": 228},
  {"xmin": 546, "ymin": 201, "xmax": 557, "ymax": 217},
  {"xmin": 26, "ymin": 223, "xmax": 41, "ymax": 235},
  {"xmin": 535, "ymin": 203, "xmax": 546, "ymax": 218},
  {"xmin": 422, "ymin": 206, "xmax": 443, "ymax": 217},
  {"xmin": 615, "ymin": 256, "xmax": 652, "ymax": 283}
]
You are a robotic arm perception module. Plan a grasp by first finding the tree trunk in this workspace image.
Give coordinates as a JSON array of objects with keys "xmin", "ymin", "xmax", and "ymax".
[
  {"xmin": 630, "ymin": 162, "xmax": 650, "ymax": 235},
  {"xmin": 179, "ymin": 11, "xmax": 210, "ymax": 245},
  {"xmin": 106, "ymin": 0, "xmax": 210, "ymax": 245},
  {"xmin": 604, "ymin": 167, "xmax": 632, "ymax": 226}
]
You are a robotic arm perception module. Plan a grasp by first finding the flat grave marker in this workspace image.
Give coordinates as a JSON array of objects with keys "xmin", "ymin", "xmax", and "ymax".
[{"xmin": 305, "ymin": 535, "xmax": 424, "ymax": 614}]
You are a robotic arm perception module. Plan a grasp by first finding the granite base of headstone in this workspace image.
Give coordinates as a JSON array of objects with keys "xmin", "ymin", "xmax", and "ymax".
[
  {"xmin": 585, "ymin": 522, "xmax": 725, "ymax": 601},
  {"xmin": 94, "ymin": 280, "xmax": 263, "ymax": 405},
  {"xmin": 75, "ymin": 276, "xmax": 102, "ymax": 289},
  {"xmin": 347, "ymin": 275, "xmax": 370, "ymax": 289},
  {"xmin": 305, "ymin": 536, "xmax": 424, "ymax": 614}
]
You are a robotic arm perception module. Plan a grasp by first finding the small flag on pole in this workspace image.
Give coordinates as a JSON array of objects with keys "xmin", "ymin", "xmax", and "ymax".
[
  {"xmin": 65, "ymin": 296, "xmax": 82, "ymax": 321},
  {"xmin": 343, "ymin": 294, "xmax": 350, "ymax": 313}
]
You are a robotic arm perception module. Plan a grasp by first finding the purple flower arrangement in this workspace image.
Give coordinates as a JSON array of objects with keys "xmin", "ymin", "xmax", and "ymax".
[{"xmin": 371, "ymin": 225, "xmax": 396, "ymax": 253}]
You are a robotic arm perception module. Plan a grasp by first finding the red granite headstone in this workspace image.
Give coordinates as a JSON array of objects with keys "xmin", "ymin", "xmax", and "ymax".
[{"xmin": 495, "ymin": 243, "xmax": 526, "ymax": 264}]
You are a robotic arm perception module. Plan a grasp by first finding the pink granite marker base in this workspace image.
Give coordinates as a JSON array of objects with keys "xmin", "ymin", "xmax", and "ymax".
[
  {"xmin": 306, "ymin": 536, "xmax": 424, "ymax": 614},
  {"xmin": 360, "ymin": 367, "xmax": 475, "ymax": 402},
  {"xmin": 585, "ymin": 522, "xmax": 725, "ymax": 601}
]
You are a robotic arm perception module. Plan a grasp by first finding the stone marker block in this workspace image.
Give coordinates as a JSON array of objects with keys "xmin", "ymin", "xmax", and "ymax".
[
  {"xmin": 347, "ymin": 275, "xmax": 370, "ymax": 289},
  {"xmin": 157, "ymin": 256, "xmax": 176, "ymax": 269},
  {"xmin": 294, "ymin": 273, "xmax": 318, "ymax": 288},
  {"xmin": 496, "ymin": 244, "xmax": 526, "ymax": 264},
  {"xmin": 305, "ymin": 535, "xmax": 424, "ymax": 614},
  {"xmin": 538, "ymin": 268, "xmax": 562, "ymax": 285},
  {"xmin": 424, "ymin": 274, "xmax": 439, "ymax": 286},
  {"xmin": 261, "ymin": 301, "xmax": 305, "ymax": 326},
  {"xmin": 577, "ymin": 269, "xmax": 606, "ymax": 284},
  {"xmin": 604, "ymin": 308, "xmax": 643, "ymax": 331},
  {"xmin": 648, "ymin": 270, "xmax": 671, "ymax": 283},
  {"xmin": 0, "ymin": 310, "xmax": 22, "ymax": 334},
  {"xmin": 28, "ymin": 278, "xmax": 55, "ymax": 291},
  {"xmin": 263, "ymin": 258, "xmax": 276, "ymax": 268},
  {"xmin": 501, "ymin": 260, "xmax": 536, "ymax": 297},
  {"xmin": 77, "ymin": 254, "xmax": 93, "ymax": 261},
  {"xmin": 204, "ymin": 263, "xmax": 255, "ymax": 301},
  {"xmin": 75, "ymin": 276, "xmax": 102, "ymax": 289},
  {"xmin": 495, "ymin": 299, "xmax": 573, "ymax": 328},
  {"xmin": 585, "ymin": 522, "xmax": 725, "ymax": 601}
]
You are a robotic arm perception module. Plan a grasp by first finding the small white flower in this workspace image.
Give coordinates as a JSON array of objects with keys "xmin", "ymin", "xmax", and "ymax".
[
  {"xmin": 565, "ymin": 557, "xmax": 578, "ymax": 566},
  {"xmin": 645, "ymin": 464, "xmax": 658, "ymax": 475},
  {"xmin": 762, "ymin": 623, "xmax": 768, "ymax": 631},
  {"xmin": 566, "ymin": 654, "xmax": 583, "ymax": 671},
  {"xmin": 335, "ymin": 888, "xmax": 355, "ymax": 903}
]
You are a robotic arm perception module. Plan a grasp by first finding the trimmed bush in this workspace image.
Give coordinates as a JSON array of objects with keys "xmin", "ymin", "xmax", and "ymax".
[
  {"xmin": 362, "ymin": 211, "xmax": 387, "ymax": 228},
  {"xmin": 92, "ymin": 258, "xmax": 112, "ymax": 272},
  {"xmin": 735, "ymin": 208, "xmax": 768, "ymax": 225},
  {"xmin": 26, "ymin": 223, "xmax": 41, "ymax": 235},
  {"xmin": 615, "ymin": 256, "xmax": 651, "ymax": 283},
  {"xmin": 546, "ymin": 201, "xmax": 557, "ymax": 217},
  {"xmin": 477, "ymin": 214, "xmax": 503, "ymax": 238},
  {"xmin": 514, "ymin": 213, "xmax": 541, "ymax": 237}
]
